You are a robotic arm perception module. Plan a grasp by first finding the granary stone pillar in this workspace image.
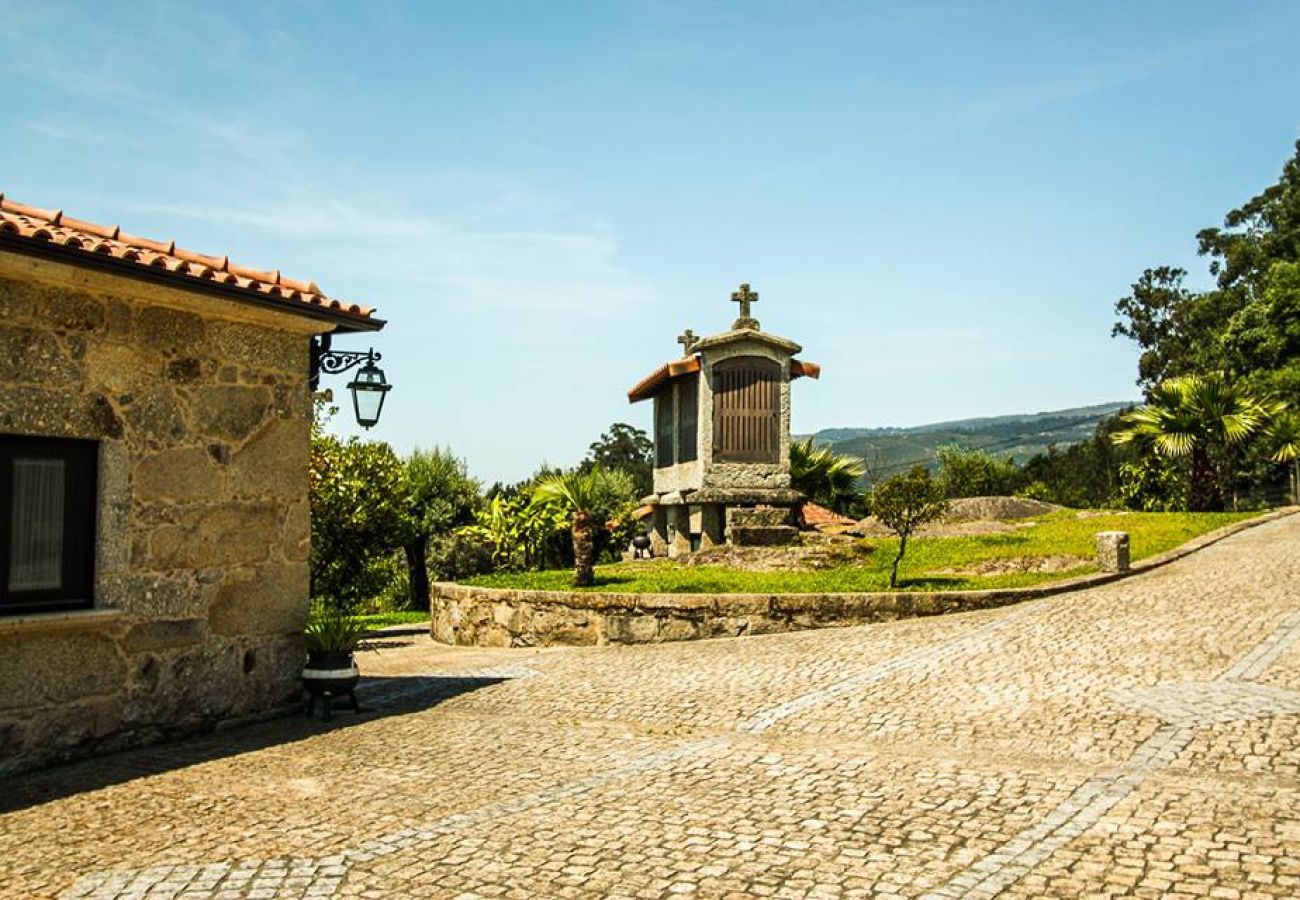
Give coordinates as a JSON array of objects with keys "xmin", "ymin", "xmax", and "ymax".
[
  {"xmin": 667, "ymin": 506, "xmax": 692, "ymax": 558},
  {"xmin": 698, "ymin": 505, "xmax": 725, "ymax": 549},
  {"xmin": 649, "ymin": 507, "xmax": 669, "ymax": 557}
]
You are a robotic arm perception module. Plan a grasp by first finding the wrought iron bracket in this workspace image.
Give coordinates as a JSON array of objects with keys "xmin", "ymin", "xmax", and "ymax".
[{"xmin": 310, "ymin": 334, "xmax": 382, "ymax": 390}]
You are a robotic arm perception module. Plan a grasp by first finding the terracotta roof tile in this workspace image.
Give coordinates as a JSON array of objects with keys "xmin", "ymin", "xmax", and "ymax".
[
  {"xmin": 628, "ymin": 355, "xmax": 701, "ymax": 403},
  {"xmin": 0, "ymin": 193, "xmax": 378, "ymax": 326},
  {"xmin": 791, "ymin": 359, "xmax": 821, "ymax": 379},
  {"xmin": 799, "ymin": 501, "xmax": 856, "ymax": 529}
]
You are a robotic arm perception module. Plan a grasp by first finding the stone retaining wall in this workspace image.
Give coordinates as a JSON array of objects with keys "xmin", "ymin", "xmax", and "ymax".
[
  {"xmin": 431, "ymin": 509, "xmax": 1296, "ymax": 649},
  {"xmin": 431, "ymin": 582, "xmax": 1055, "ymax": 648}
]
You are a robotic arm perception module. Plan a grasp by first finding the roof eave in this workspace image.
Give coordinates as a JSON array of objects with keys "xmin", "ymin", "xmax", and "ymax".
[
  {"xmin": 627, "ymin": 356, "xmax": 701, "ymax": 403},
  {"xmin": 0, "ymin": 234, "xmax": 384, "ymax": 333}
]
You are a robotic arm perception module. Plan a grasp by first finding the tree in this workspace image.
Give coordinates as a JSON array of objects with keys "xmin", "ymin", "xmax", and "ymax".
[
  {"xmin": 1111, "ymin": 373, "xmax": 1270, "ymax": 511},
  {"xmin": 1198, "ymin": 141, "xmax": 1300, "ymax": 301},
  {"xmin": 1019, "ymin": 415, "xmax": 1132, "ymax": 509},
  {"xmin": 1220, "ymin": 260, "xmax": 1300, "ymax": 397},
  {"xmin": 790, "ymin": 438, "xmax": 867, "ymax": 515},
  {"xmin": 1265, "ymin": 409, "xmax": 1300, "ymax": 504},
  {"xmin": 934, "ymin": 444, "xmax": 1021, "ymax": 499},
  {"xmin": 869, "ymin": 466, "xmax": 949, "ymax": 589},
  {"xmin": 1114, "ymin": 141, "xmax": 1300, "ymax": 397},
  {"xmin": 398, "ymin": 447, "xmax": 481, "ymax": 610},
  {"xmin": 531, "ymin": 467, "xmax": 635, "ymax": 587},
  {"xmin": 309, "ymin": 428, "xmax": 407, "ymax": 612},
  {"xmin": 583, "ymin": 423, "xmax": 654, "ymax": 497},
  {"xmin": 1112, "ymin": 266, "xmax": 1205, "ymax": 390}
]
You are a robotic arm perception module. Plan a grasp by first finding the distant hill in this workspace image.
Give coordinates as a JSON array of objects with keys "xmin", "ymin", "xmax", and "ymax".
[{"xmin": 803, "ymin": 401, "xmax": 1137, "ymax": 481}]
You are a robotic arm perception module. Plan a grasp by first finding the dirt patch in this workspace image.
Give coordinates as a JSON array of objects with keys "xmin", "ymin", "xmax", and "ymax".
[{"xmin": 936, "ymin": 555, "xmax": 1089, "ymax": 577}]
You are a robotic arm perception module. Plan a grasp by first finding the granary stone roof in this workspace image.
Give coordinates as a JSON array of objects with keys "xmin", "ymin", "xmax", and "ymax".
[
  {"xmin": 0, "ymin": 194, "xmax": 382, "ymax": 332},
  {"xmin": 690, "ymin": 328, "xmax": 802, "ymax": 355}
]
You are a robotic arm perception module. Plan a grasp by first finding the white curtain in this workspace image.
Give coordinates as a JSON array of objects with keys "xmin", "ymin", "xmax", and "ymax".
[{"xmin": 9, "ymin": 457, "xmax": 65, "ymax": 591}]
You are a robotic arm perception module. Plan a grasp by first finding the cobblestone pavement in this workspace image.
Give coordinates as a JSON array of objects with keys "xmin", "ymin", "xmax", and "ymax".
[{"xmin": 4, "ymin": 515, "xmax": 1300, "ymax": 899}]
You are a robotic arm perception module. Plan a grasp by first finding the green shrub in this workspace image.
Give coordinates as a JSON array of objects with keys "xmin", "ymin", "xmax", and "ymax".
[
  {"xmin": 304, "ymin": 607, "xmax": 372, "ymax": 654},
  {"xmin": 935, "ymin": 444, "xmax": 1020, "ymax": 498},
  {"xmin": 428, "ymin": 531, "xmax": 497, "ymax": 582}
]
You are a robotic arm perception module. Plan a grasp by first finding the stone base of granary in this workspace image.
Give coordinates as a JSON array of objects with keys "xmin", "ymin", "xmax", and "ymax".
[
  {"xmin": 726, "ymin": 505, "xmax": 799, "ymax": 546},
  {"xmin": 728, "ymin": 525, "xmax": 800, "ymax": 546},
  {"xmin": 643, "ymin": 490, "xmax": 803, "ymax": 558}
]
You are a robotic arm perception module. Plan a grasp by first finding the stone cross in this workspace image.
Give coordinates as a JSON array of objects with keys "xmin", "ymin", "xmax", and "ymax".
[
  {"xmin": 730, "ymin": 282, "xmax": 759, "ymax": 329},
  {"xmin": 677, "ymin": 329, "xmax": 697, "ymax": 354}
]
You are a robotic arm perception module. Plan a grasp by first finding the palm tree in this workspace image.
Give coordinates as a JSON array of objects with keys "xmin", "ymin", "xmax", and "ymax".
[
  {"xmin": 790, "ymin": 438, "xmax": 867, "ymax": 514},
  {"xmin": 1265, "ymin": 409, "xmax": 1300, "ymax": 504},
  {"xmin": 1112, "ymin": 373, "xmax": 1270, "ymax": 511},
  {"xmin": 531, "ymin": 467, "xmax": 633, "ymax": 587}
]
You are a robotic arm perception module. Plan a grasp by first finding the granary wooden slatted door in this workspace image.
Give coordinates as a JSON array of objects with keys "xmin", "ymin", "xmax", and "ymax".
[{"xmin": 712, "ymin": 357, "xmax": 780, "ymax": 463}]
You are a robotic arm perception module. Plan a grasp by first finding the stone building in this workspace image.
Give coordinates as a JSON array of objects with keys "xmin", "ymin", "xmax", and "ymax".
[
  {"xmin": 0, "ymin": 195, "xmax": 382, "ymax": 774},
  {"xmin": 628, "ymin": 284, "xmax": 820, "ymax": 557}
]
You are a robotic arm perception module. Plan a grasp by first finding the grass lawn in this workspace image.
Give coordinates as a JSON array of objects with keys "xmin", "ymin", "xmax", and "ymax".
[
  {"xmin": 462, "ymin": 510, "xmax": 1255, "ymax": 594},
  {"xmin": 353, "ymin": 610, "xmax": 430, "ymax": 628}
]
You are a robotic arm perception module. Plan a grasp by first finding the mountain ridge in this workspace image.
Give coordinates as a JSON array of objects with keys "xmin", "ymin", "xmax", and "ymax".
[{"xmin": 803, "ymin": 401, "xmax": 1136, "ymax": 478}]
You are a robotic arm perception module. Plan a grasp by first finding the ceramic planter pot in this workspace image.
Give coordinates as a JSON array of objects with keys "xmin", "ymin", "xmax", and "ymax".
[{"xmin": 302, "ymin": 649, "xmax": 360, "ymax": 719}]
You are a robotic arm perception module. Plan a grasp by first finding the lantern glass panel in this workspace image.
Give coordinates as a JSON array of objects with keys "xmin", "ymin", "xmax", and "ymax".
[{"xmin": 347, "ymin": 362, "xmax": 391, "ymax": 429}]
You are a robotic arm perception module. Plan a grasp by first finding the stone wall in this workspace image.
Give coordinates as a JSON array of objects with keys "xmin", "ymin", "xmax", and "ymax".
[
  {"xmin": 431, "ymin": 582, "xmax": 1042, "ymax": 648},
  {"xmin": 0, "ymin": 251, "xmax": 320, "ymax": 775}
]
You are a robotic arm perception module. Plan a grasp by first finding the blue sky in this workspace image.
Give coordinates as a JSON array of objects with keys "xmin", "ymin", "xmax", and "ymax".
[{"xmin": 3, "ymin": 1, "xmax": 1298, "ymax": 483}]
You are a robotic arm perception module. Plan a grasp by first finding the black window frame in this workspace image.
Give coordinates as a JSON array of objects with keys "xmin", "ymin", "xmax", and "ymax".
[
  {"xmin": 654, "ymin": 392, "xmax": 675, "ymax": 468},
  {"xmin": 0, "ymin": 435, "xmax": 98, "ymax": 615},
  {"xmin": 677, "ymin": 375, "xmax": 699, "ymax": 463}
]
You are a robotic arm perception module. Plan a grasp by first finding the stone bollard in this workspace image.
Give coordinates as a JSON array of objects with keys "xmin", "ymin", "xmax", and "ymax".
[{"xmin": 1096, "ymin": 531, "xmax": 1131, "ymax": 573}]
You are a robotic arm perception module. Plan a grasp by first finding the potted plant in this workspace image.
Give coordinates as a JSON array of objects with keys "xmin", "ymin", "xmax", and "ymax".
[{"xmin": 302, "ymin": 607, "xmax": 370, "ymax": 719}]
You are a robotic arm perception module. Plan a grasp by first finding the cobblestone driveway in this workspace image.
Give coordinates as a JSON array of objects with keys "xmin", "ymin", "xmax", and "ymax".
[{"xmin": 4, "ymin": 515, "xmax": 1300, "ymax": 899}]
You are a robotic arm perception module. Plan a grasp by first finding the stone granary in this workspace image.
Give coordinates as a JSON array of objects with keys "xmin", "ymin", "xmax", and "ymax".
[
  {"xmin": 628, "ymin": 284, "xmax": 820, "ymax": 557},
  {"xmin": 0, "ymin": 195, "xmax": 383, "ymax": 773}
]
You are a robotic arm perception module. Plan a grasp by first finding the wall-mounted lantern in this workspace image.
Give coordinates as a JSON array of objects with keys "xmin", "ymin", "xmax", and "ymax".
[{"xmin": 310, "ymin": 335, "xmax": 392, "ymax": 430}]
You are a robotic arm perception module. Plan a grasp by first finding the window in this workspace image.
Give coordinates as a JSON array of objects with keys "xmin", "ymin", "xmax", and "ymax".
[
  {"xmin": 654, "ymin": 393, "xmax": 675, "ymax": 468},
  {"xmin": 712, "ymin": 357, "xmax": 781, "ymax": 463},
  {"xmin": 677, "ymin": 376, "xmax": 699, "ymax": 463},
  {"xmin": 0, "ymin": 436, "xmax": 97, "ymax": 615}
]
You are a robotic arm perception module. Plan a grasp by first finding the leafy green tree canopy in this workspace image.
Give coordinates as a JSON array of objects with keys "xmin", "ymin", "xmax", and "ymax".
[
  {"xmin": 934, "ymin": 444, "xmax": 1020, "ymax": 499},
  {"xmin": 309, "ymin": 428, "xmax": 407, "ymax": 612},
  {"xmin": 398, "ymin": 447, "xmax": 481, "ymax": 609},
  {"xmin": 1114, "ymin": 140, "xmax": 1300, "ymax": 396},
  {"xmin": 869, "ymin": 466, "xmax": 949, "ymax": 589},
  {"xmin": 582, "ymin": 422, "xmax": 654, "ymax": 497}
]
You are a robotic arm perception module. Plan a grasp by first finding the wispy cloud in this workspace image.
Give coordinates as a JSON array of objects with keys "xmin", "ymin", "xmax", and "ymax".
[
  {"xmin": 119, "ymin": 185, "xmax": 652, "ymax": 320},
  {"xmin": 892, "ymin": 20, "xmax": 1278, "ymax": 148},
  {"xmin": 23, "ymin": 117, "xmax": 150, "ymax": 151}
]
